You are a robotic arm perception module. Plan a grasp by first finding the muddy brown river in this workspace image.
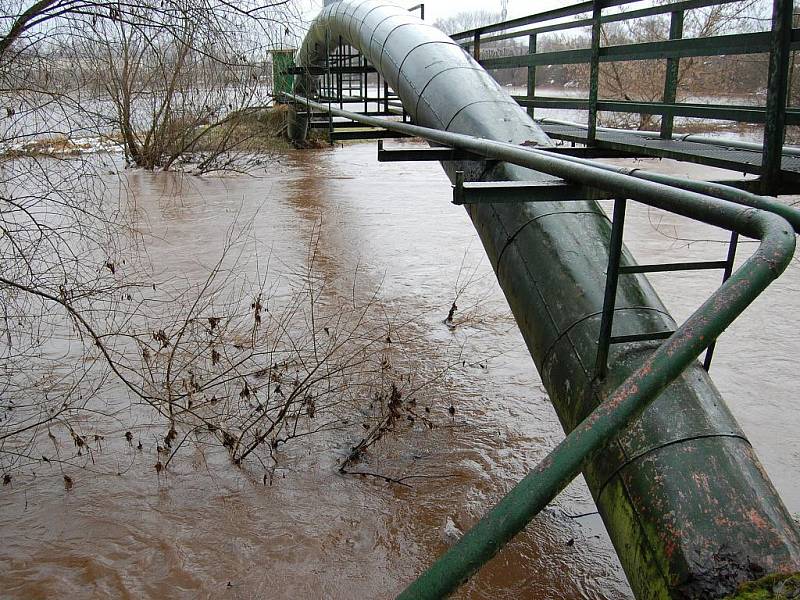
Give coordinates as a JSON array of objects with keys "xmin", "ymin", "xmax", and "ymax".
[{"xmin": 1, "ymin": 142, "xmax": 798, "ymax": 599}]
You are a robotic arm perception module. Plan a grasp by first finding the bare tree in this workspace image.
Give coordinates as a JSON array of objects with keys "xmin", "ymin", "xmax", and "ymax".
[
  {"xmin": 0, "ymin": 0, "xmax": 387, "ymax": 481},
  {"xmin": 2, "ymin": 0, "xmax": 302, "ymax": 172},
  {"xmin": 0, "ymin": 1, "xmax": 477, "ymax": 483},
  {"xmin": 433, "ymin": 10, "xmax": 502, "ymax": 36}
]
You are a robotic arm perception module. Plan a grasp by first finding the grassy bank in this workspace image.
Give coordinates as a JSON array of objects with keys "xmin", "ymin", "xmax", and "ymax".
[{"xmin": 0, "ymin": 105, "xmax": 327, "ymax": 163}]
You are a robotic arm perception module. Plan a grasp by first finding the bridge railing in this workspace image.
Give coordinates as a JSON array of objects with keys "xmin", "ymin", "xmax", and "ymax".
[{"xmin": 451, "ymin": 0, "xmax": 796, "ymax": 192}]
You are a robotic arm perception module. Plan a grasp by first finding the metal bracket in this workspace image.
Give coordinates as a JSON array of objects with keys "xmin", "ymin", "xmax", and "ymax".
[
  {"xmin": 378, "ymin": 140, "xmax": 484, "ymax": 162},
  {"xmin": 539, "ymin": 146, "xmax": 646, "ymax": 159},
  {"xmin": 452, "ymin": 170, "xmax": 615, "ymax": 205},
  {"xmin": 331, "ymin": 129, "xmax": 411, "ymax": 141}
]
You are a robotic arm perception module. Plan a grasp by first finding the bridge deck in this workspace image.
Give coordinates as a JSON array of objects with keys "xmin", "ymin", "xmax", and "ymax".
[{"xmin": 539, "ymin": 123, "xmax": 800, "ymax": 190}]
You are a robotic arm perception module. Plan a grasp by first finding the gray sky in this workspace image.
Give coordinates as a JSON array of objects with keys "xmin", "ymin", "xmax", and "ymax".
[
  {"xmin": 406, "ymin": 0, "xmax": 562, "ymax": 23},
  {"xmin": 304, "ymin": 1, "xmax": 567, "ymax": 26}
]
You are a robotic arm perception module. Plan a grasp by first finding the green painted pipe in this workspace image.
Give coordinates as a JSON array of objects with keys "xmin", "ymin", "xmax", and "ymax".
[
  {"xmin": 287, "ymin": 2, "xmax": 800, "ymax": 596},
  {"xmin": 290, "ymin": 91, "xmax": 800, "ymax": 598},
  {"xmin": 397, "ymin": 207, "xmax": 792, "ymax": 599}
]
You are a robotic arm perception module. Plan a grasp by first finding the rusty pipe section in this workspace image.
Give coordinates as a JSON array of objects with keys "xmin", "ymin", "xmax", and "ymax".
[{"xmin": 290, "ymin": 2, "xmax": 800, "ymax": 597}]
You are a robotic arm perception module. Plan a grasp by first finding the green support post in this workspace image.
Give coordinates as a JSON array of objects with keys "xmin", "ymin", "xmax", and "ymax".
[
  {"xmin": 595, "ymin": 198, "xmax": 626, "ymax": 379},
  {"xmin": 527, "ymin": 33, "xmax": 537, "ymax": 119},
  {"xmin": 661, "ymin": 10, "xmax": 684, "ymax": 138},
  {"xmin": 762, "ymin": 0, "xmax": 792, "ymax": 194},
  {"xmin": 588, "ymin": 1, "xmax": 602, "ymax": 142}
]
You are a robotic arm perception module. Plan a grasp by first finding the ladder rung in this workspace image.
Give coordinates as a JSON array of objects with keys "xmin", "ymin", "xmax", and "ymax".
[
  {"xmin": 619, "ymin": 261, "xmax": 728, "ymax": 274},
  {"xmin": 610, "ymin": 331, "xmax": 674, "ymax": 344}
]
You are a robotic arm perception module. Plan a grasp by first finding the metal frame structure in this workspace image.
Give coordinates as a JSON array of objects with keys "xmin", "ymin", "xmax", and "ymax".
[
  {"xmin": 287, "ymin": 5, "xmax": 425, "ymax": 142},
  {"xmin": 452, "ymin": 0, "xmax": 799, "ymax": 195},
  {"xmin": 286, "ymin": 1, "xmax": 800, "ymax": 597}
]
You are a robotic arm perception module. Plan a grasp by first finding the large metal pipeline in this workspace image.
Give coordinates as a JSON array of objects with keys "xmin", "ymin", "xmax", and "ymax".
[{"xmin": 289, "ymin": 1, "xmax": 800, "ymax": 597}]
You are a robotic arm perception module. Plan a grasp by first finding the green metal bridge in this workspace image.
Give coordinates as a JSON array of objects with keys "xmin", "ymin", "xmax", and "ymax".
[{"xmin": 281, "ymin": 0, "xmax": 800, "ymax": 597}]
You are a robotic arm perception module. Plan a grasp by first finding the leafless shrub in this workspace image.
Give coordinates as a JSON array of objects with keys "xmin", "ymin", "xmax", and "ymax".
[
  {"xmin": 0, "ymin": 208, "xmax": 477, "ymax": 485},
  {"xmin": 2, "ymin": 0, "xmax": 303, "ymax": 173}
]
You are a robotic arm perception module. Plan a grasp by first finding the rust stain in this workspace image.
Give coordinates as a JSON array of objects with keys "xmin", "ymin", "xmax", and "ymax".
[{"xmin": 748, "ymin": 509, "xmax": 769, "ymax": 530}]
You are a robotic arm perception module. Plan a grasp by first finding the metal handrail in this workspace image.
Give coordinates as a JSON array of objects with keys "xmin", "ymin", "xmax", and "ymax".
[
  {"xmin": 448, "ymin": 0, "xmax": 796, "ymax": 193},
  {"xmin": 286, "ymin": 93, "xmax": 798, "ymax": 598},
  {"xmin": 539, "ymin": 117, "xmax": 800, "ymax": 158},
  {"xmin": 453, "ymin": 0, "xmax": 746, "ymax": 45},
  {"xmin": 288, "ymin": 94, "xmax": 800, "ymax": 233}
]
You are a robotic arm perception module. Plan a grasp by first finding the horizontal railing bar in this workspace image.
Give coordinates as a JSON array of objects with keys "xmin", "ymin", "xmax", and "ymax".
[
  {"xmin": 288, "ymin": 65, "xmax": 377, "ymax": 75},
  {"xmin": 481, "ymin": 31, "xmax": 775, "ymax": 71},
  {"xmin": 465, "ymin": 0, "xmax": 745, "ymax": 45},
  {"xmin": 310, "ymin": 120, "xmax": 381, "ymax": 128},
  {"xmin": 483, "ymin": 48, "xmax": 591, "ymax": 68},
  {"xmin": 314, "ymin": 96, "xmax": 376, "ymax": 104},
  {"xmin": 450, "ymin": 0, "xmax": 631, "ymax": 40},
  {"xmin": 315, "ymin": 110, "xmax": 400, "ymax": 117},
  {"xmin": 602, "ymin": 31, "xmax": 772, "ymax": 61},
  {"xmin": 461, "ymin": 18, "xmax": 593, "ymax": 45},
  {"xmin": 378, "ymin": 142, "xmax": 639, "ymax": 161},
  {"xmin": 539, "ymin": 117, "xmax": 800, "ymax": 157},
  {"xmin": 595, "ymin": 101, "xmax": 800, "ymax": 124},
  {"xmin": 610, "ymin": 331, "xmax": 675, "ymax": 344},
  {"xmin": 514, "ymin": 97, "xmax": 800, "ymax": 125},
  {"xmin": 619, "ymin": 261, "xmax": 728, "ymax": 274}
]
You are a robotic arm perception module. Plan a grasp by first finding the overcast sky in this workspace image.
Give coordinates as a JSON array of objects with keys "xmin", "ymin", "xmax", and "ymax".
[
  {"xmin": 401, "ymin": 0, "xmax": 562, "ymax": 23},
  {"xmin": 304, "ymin": 1, "xmax": 568, "ymax": 26}
]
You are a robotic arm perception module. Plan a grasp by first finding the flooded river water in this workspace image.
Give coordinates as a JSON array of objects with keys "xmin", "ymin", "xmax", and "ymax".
[{"xmin": 1, "ymin": 142, "xmax": 798, "ymax": 599}]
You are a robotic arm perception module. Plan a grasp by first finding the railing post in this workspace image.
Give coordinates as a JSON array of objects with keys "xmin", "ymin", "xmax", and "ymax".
[
  {"xmin": 762, "ymin": 0, "xmax": 792, "ymax": 195},
  {"xmin": 362, "ymin": 53, "xmax": 368, "ymax": 114},
  {"xmin": 703, "ymin": 231, "xmax": 739, "ymax": 371},
  {"xmin": 473, "ymin": 30, "xmax": 481, "ymax": 61},
  {"xmin": 527, "ymin": 33, "xmax": 537, "ymax": 119},
  {"xmin": 661, "ymin": 10, "xmax": 684, "ymax": 139},
  {"xmin": 337, "ymin": 37, "xmax": 344, "ymax": 110},
  {"xmin": 325, "ymin": 30, "xmax": 333, "ymax": 145},
  {"xmin": 407, "ymin": 3, "xmax": 424, "ymax": 20},
  {"xmin": 595, "ymin": 197, "xmax": 626, "ymax": 379},
  {"xmin": 587, "ymin": 0, "xmax": 602, "ymax": 143}
]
